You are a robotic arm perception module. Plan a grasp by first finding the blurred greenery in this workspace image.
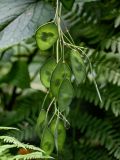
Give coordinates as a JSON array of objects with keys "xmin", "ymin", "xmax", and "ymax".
[{"xmin": 0, "ymin": 0, "xmax": 120, "ymax": 159}]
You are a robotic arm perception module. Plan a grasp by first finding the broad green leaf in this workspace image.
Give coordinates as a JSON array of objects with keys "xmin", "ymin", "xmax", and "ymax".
[
  {"xmin": 0, "ymin": 1, "xmax": 54, "ymax": 51},
  {"xmin": 0, "ymin": 61, "xmax": 30, "ymax": 89},
  {"xmin": 60, "ymin": 0, "xmax": 75, "ymax": 10},
  {"xmin": 58, "ymin": 79, "xmax": 74, "ymax": 112},
  {"xmin": 40, "ymin": 58, "xmax": 57, "ymax": 88},
  {"xmin": 70, "ymin": 49, "xmax": 86, "ymax": 85},
  {"xmin": 0, "ymin": 0, "xmax": 35, "ymax": 30},
  {"xmin": 36, "ymin": 22, "xmax": 59, "ymax": 50},
  {"xmin": 50, "ymin": 61, "xmax": 71, "ymax": 98}
]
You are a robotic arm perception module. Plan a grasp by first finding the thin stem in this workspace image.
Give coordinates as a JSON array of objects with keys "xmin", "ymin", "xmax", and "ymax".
[
  {"xmin": 60, "ymin": 17, "xmax": 75, "ymax": 44},
  {"xmin": 59, "ymin": 111, "xmax": 70, "ymax": 126},
  {"xmin": 54, "ymin": 0, "xmax": 59, "ymax": 23},
  {"xmin": 56, "ymin": 40, "xmax": 59, "ymax": 63},
  {"xmin": 41, "ymin": 97, "xmax": 55, "ymax": 140},
  {"xmin": 41, "ymin": 91, "xmax": 49, "ymax": 110},
  {"xmin": 54, "ymin": 108, "xmax": 60, "ymax": 153},
  {"xmin": 46, "ymin": 97, "xmax": 55, "ymax": 121}
]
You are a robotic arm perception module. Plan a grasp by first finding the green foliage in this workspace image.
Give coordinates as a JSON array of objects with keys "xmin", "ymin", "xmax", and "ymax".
[
  {"xmin": 0, "ymin": 127, "xmax": 51, "ymax": 160},
  {"xmin": 0, "ymin": 0, "xmax": 54, "ymax": 51},
  {"xmin": 0, "ymin": 0, "xmax": 120, "ymax": 159},
  {"xmin": 0, "ymin": 60, "xmax": 30, "ymax": 89}
]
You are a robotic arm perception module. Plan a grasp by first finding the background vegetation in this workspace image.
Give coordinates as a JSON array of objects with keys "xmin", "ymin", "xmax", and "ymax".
[{"xmin": 0, "ymin": 0, "xmax": 120, "ymax": 159}]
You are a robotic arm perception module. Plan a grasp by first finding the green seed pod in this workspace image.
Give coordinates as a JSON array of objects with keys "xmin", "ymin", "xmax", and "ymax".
[
  {"xmin": 36, "ymin": 22, "xmax": 59, "ymax": 51},
  {"xmin": 40, "ymin": 58, "xmax": 57, "ymax": 88},
  {"xmin": 58, "ymin": 79, "xmax": 74, "ymax": 112},
  {"xmin": 50, "ymin": 119, "xmax": 66, "ymax": 151},
  {"xmin": 70, "ymin": 49, "xmax": 86, "ymax": 85},
  {"xmin": 36, "ymin": 109, "xmax": 46, "ymax": 138},
  {"xmin": 40, "ymin": 128, "xmax": 54, "ymax": 155},
  {"xmin": 50, "ymin": 61, "xmax": 71, "ymax": 98}
]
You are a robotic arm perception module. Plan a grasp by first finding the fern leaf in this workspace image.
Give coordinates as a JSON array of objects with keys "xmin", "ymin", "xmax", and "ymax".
[
  {"xmin": 0, "ymin": 136, "xmax": 26, "ymax": 149},
  {"xmin": 11, "ymin": 152, "xmax": 52, "ymax": 160},
  {"xmin": 23, "ymin": 144, "xmax": 44, "ymax": 153},
  {"xmin": 0, "ymin": 144, "xmax": 16, "ymax": 154},
  {"xmin": 70, "ymin": 111, "xmax": 120, "ymax": 159},
  {"xmin": 0, "ymin": 127, "xmax": 19, "ymax": 131}
]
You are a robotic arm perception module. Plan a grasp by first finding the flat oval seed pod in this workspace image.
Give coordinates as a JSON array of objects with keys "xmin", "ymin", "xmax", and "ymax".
[
  {"xmin": 40, "ymin": 58, "xmax": 57, "ymax": 88},
  {"xmin": 60, "ymin": 0, "xmax": 75, "ymax": 10},
  {"xmin": 70, "ymin": 49, "xmax": 86, "ymax": 85},
  {"xmin": 36, "ymin": 22, "xmax": 59, "ymax": 51},
  {"xmin": 36, "ymin": 109, "xmax": 47, "ymax": 138},
  {"xmin": 40, "ymin": 128, "xmax": 54, "ymax": 155},
  {"xmin": 58, "ymin": 79, "xmax": 74, "ymax": 112},
  {"xmin": 50, "ymin": 61, "xmax": 71, "ymax": 98},
  {"xmin": 50, "ymin": 119, "xmax": 66, "ymax": 151}
]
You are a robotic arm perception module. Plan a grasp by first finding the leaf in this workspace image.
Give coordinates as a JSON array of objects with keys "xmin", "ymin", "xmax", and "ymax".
[
  {"xmin": 0, "ymin": 1, "xmax": 54, "ymax": 51},
  {"xmin": 0, "ymin": 60, "xmax": 30, "ymax": 89},
  {"xmin": 50, "ymin": 61, "xmax": 71, "ymax": 98},
  {"xmin": 23, "ymin": 144, "xmax": 44, "ymax": 153},
  {"xmin": 0, "ymin": 0, "xmax": 35, "ymax": 30},
  {"xmin": 36, "ymin": 22, "xmax": 59, "ymax": 51},
  {"xmin": 0, "ymin": 136, "xmax": 26, "ymax": 149},
  {"xmin": 114, "ymin": 15, "xmax": 120, "ymax": 28},
  {"xmin": 58, "ymin": 79, "xmax": 74, "ymax": 112},
  {"xmin": 60, "ymin": 0, "xmax": 75, "ymax": 10},
  {"xmin": 0, "ymin": 127, "xmax": 19, "ymax": 131},
  {"xmin": 70, "ymin": 49, "xmax": 86, "ymax": 85},
  {"xmin": 40, "ymin": 58, "xmax": 57, "ymax": 88},
  {"xmin": 11, "ymin": 152, "xmax": 52, "ymax": 160},
  {"xmin": 0, "ymin": 144, "xmax": 16, "ymax": 154}
]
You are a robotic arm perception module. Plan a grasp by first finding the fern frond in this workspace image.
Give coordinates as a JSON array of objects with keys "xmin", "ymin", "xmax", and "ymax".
[
  {"xmin": 11, "ymin": 152, "xmax": 52, "ymax": 160},
  {"xmin": 75, "ymin": 144, "xmax": 116, "ymax": 160},
  {"xmin": 0, "ymin": 144, "xmax": 16, "ymax": 154},
  {"xmin": 0, "ymin": 135, "xmax": 44, "ymax": 152},
  {"xmin": 76, "ymin": 82, "xmax": 120, "ymax": 116},
  {"xmin": 85, "ymin": 49, "xmax": 120, "ymax": 86},
  {"xmin": 23, "ymin": 144, "xmax": 44, "ymax": 153},
  {"xmin": 0, "ymin": 127, "xmax": 19, "ymax": 131},
  {"xmin": 8, "ymin": 124, "xmax": 36, "ymax": 142},
  {"xmin": 101, "ymin": 36, "xmax": 120, "ymax": 54},
  {"xmin": 70, "ymin": 111, "xmax": 120, "ymax": 159},
  {"xmin": 114, "ymin": 14, "xmax": 120, "ymax": 28},
  {"xmin": 0, "ymin": 136, "xmax": 26, "ymax": 149}
]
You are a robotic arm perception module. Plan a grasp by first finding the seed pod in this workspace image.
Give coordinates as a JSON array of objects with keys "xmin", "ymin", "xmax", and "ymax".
[
  {"xmin": 70, "ymin": 49, "xmax": 86, "ymax": 85},
  {"xmin": 40, "ymin": 128, "xmax": 54, "ymax": 155},
  {"xmin": 50, "ymin": 61, "xmax": 71, "ymax": 98},
  {"xmin": 40, "ymin": 58, "xmax": 57, "ymax": 88},
  {"xmin": 50, "ymin": 119, "xmax": 66, "ymax": 151},
  {"xmin": 36, "ymin": 109, "xmax": 46, "ymax": 138},
  {"xmin": 36, "ymin": 22, "xmax": 59, "ymax": 50},
  {"xmin": 58, "ymin": 79, "xmax": 74, "ymax": 112}
]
